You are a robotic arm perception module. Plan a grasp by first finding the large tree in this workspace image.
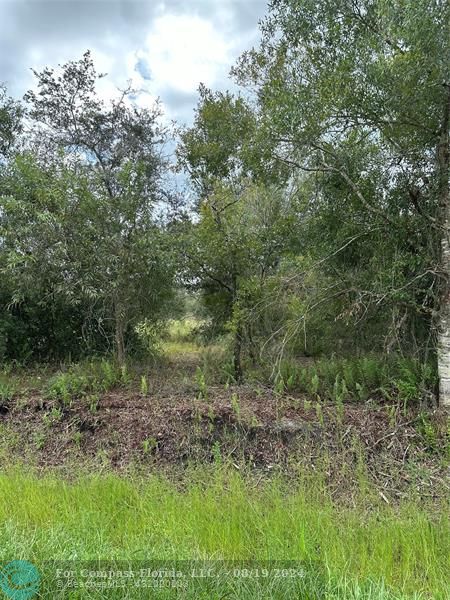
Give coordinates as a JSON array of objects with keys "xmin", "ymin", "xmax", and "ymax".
[
  {"xmin": 177, "ymin": 85, "xmax": 288, "ymax": 198},
  {"xmin": 1, "ymin": 52, "xmax": 175, "ymax": 363},
  {"xmin": 232, "ymin": 0, "xmax": 450, "ymax": 406},
  {"xmin": 178, "ymin": 87, "xmax": 297, "ymax": 380}
]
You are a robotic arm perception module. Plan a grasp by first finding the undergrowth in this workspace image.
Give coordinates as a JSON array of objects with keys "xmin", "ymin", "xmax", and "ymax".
[
  {"xmin": 44, "ymin": 360, "xmax": 129, "ymax": 406},
  {"xmin": 275, "ymin": 355, "xmax": 437, "ymax": 408}
]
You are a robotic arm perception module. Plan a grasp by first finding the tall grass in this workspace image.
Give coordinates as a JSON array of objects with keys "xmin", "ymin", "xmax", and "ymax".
[{"xmin": 0, "ymin": 467, "xmax": 447, "ymax": 598}]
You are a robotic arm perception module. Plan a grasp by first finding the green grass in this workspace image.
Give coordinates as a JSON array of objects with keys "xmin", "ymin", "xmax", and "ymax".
[
  {"xmin": 166, "ymin": 318, "xmax": 200, "ymax": 340},
  {"xmin": 161, "ymin": 318, "xmax": 204, "ymax": 358},
  {"xmin": 0, "ymin": 467, "xmax": 447, "ymax": 599}
]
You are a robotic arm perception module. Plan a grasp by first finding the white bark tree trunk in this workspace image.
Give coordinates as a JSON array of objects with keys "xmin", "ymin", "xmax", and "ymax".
[
  {"xmin": 438, "ymin": 261, "xmax": 450, "ymax": 409},
  {"xmin": 437, "ymin": 85, "xmax": 450, "ymax": 410}
]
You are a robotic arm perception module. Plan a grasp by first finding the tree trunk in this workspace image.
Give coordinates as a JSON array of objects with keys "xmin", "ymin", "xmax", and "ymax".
[
  {"xmin": 114, "ymin": 301, "xmax": 126, "ymax": 366},
  {"xmin": 231, "ymin": 272, "xmax": 243, "ymax": 383},
  {"xmin": 437, "ymin": 85, "xmax": 450, "ymax": 410},
  {"xmin": 233, "ymin": 319, "xmax": 243, "ymax": 383}
]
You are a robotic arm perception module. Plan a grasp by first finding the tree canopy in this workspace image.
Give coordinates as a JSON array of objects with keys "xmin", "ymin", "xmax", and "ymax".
[{"xmin": 1, "ymin": 2, "xmax": 449, "ymax": 408}]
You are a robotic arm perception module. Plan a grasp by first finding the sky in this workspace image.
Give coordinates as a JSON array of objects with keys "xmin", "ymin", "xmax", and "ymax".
[{"xmin": 0, "ymin": 0, "xmax": 268, "ymax": 125}]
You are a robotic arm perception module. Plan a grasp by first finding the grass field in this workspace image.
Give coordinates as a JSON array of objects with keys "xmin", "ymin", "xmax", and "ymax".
[{"xmin": 0, "ymin": 467, "xmax": 448, "ymax": 599}]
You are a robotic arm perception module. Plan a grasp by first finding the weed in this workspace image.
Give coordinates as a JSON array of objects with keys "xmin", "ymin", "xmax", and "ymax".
[
  {"xmin": 315, "ymin": 401, "xmax": 324, "ymax": 426},
  {"xmin": 72, "ymin": 431, "xmax": 82, "ymax": 448},
  {"xmin": 275, "ymin": 355, "xmax": 437, "ymax": 408},
  {"xmin": 230, "ymin": 392, "xmax": 241, "ymax": 420},
  {"xmin": 87, "ymin": 394, "xmax": 99, "ymax": 414},
  {"xmin": 196, "ymin": 366, "xmax": 208, "ymax": 400},
  {"xmin": 98, "ymin": 360, "xmax": 121, "ymax": 390},
  {"xmin": 51, "ymin": 406, "xmax": 63, "ymax": 420},
  {"xmin": 274, "ymin": 374, "xmax": 285, "ymax": 395},
  {"xmin": 44, "ymin": 360, "xmax": 127, "ymax": 406},
  {"xmin": 355, "ymin": 382, "xmax": 366, "ymax": 402},
  {"xmin": 333, "ymin": 375, "xmax": 347, "ymax": 423},
  {"xmin": 0, "ymin": 424, "xmax": 20, "ymax": 453},
  {"xmin": 310, "ymin": 372, "xmax": 320, "ymax": 395},
  {"xmin": 142, "ymin": 436, "xmax": 158, "ymax": 456},
  {"xmin": 250, "ymin": 415, "xmax": 261, "ymax": 428},
  {"xmin": 212, "ymin": 440, "xmax": 222, "ymax": 464},
  {"xmin": 140, "ymin": 375, "xmax": 148, "ymax": 396},
  {"xmin": 42, "ymin": 407, "xmax": 63, "ymax": 427},
  {"xmin": 0, "ymin": 379, "xmax": 16, "ymax": 405},
  {"xmin": 222, "ymin": 359, "xmax": 236, "ymax": 384},
  {"xmin": 33, "ymin": 431, "xmax": 47, "ymax": 450},
  {"xmin": 45, "ymin": 372, "xmax": 80, "ymax": 406},
  {"xmin": 414, "ymin": 412, "xmax": 449, "ymax": 455},
  {"xmin": 120, "ymin": 364, "xmax": 131, "ymax": 386}
]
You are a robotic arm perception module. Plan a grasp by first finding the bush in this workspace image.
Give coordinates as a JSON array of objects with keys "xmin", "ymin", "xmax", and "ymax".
[{"xmin": 44, "ymin": 372, "xmax": 90, "ymax": 406}]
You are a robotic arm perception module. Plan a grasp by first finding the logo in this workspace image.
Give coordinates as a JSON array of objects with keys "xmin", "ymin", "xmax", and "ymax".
[{"xmin": 0, "ymin": 561, "xmax": 40, "ymax": 600}]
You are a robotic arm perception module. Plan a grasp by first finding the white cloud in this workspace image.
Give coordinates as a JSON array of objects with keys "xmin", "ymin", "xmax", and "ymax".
[
  {"xmin": 141, "ymin": 14, "xmax": 232, "ymax": 95},
  {"xmin": 0, "ymin": 1, "xmax": 268, "ymax": 124}
]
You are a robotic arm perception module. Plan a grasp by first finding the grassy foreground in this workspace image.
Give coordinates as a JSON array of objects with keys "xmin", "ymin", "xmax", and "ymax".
[{"xmin": 0, "ymin": 467, "xmax": 448, "ymax": 599}]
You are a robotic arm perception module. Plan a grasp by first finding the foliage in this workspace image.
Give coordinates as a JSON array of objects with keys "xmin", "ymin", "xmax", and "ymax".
[
  {"xmin": 415, "ymin": 412, "xmax": 450, "ymax": 457},
  {"xmin": 275, "ymin": 355, "xmax": 437, "ymax": 406},
  {"xmin": 177, "ymin": 85, "xmax": 258, "ymax": 196},
  {"xmin": 0, "ymin": 85, "xmax": 22, "ymax": 159},
  {"xmin": 1, "ymin": 52, "xmax": 176, "ymax": 363},
  {"xmin": 44, "ymin": 360, "xmax": 125, "ymax": 406},
  {"xmin": 1, "ymin": 2, "xmax": 449, "ymax": 401},
  {"xmin": 140, "ymin": 375, "xmax": 148, "ymax": 396},
  {"xmin": 0, "ymin": 377, "xmax": 15, "ymax": 405},
  {"xmin": 195, "ymin": 366, "xmax": 208, "ymax": 400},
  {"xmin": 177, "ymin": 179, "xmax": 298, "ymax": 379},
  {"xmin": 229, "ymin": 0, "xmax": 450, "ymax": 369}
]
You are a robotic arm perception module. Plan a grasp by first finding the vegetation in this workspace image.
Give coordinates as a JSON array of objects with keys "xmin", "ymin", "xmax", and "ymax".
[
  {"xmin": 43, "ymin": 360, "xmax": 126, "ymax": 407},
  {"xmin": 1, "ymin": 4, "xmax": 450, "ymax": 399},
  {"xmin": 0, "ymin": 468, "xmax": 448, "ymax": 599},
  {"xmin": 0, "ymin": 1, "xmax": 449, "ymax": 598}
]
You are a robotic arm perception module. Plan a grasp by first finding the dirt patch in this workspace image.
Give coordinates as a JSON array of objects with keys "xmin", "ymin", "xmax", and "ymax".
[{"xmin": 1, "ymin": 383, "xmax": 448, "ymax": 501}]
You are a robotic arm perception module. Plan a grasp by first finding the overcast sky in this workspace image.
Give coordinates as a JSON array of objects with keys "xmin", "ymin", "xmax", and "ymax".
[{"xmin": 0, "ymin": 0, "xmax": 267, "ymax": 125}]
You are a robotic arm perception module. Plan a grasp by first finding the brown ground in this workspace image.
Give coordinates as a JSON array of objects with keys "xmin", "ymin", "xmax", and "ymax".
[{"xmin": 1, "ymin": 362, "xmax": 448, "ymax": 502}]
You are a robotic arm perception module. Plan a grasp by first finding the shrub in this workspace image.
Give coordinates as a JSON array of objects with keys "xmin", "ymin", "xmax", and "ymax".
[
  {"xmin": 44, "ymin": 372, "xmax": 90, "ymax": 406},
  {"xmin": 196, "ymin": 366, "xmax": 208, "ymax": 400}
]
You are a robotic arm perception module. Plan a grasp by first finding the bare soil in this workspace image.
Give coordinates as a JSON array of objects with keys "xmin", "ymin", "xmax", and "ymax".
[{"xmin": 1, "ymin": 368, "xmax": 448, "ymax": 502}]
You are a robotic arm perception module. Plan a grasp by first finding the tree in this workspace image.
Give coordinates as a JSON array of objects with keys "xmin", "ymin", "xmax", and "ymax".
[
  {"xmin": 177, "ymin": 87, "xmax": 297, "ymax": 380},
  {"xmin": 180, "ymin": 181, "xmax": 296, "ymax": 381},
  {"xmin": 0, "ymin": 154, "xmax": 103, "ymax": 361},
  {"xmin": 176, "ymin": 85, "xmax": 287, "ymax": 200},
  {"xmin": 232, "ymin": 0, "xmax": 449, "ymax": 406},
  {"xmin": 2, "ymin": 52, "xmax": 175, "ymax": 363},
  {"xmin": 0, "ymin": 85, "xmax": 22, "ymax": 160}
]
